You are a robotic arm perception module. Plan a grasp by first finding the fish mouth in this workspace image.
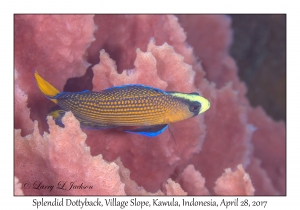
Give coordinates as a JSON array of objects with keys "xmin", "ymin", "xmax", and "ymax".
[{"xmin": 199, "ymin": 98, "xmax": 210, "ymax": 114}]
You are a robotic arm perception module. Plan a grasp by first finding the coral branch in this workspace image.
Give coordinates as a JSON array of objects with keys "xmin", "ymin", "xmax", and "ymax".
[
  {"xmin": 177, "ymin": 165, "xmax": 210, "ymax": 195},
  {"xmin": 164, "ymin": 179, "xmax": 187, "ymax": 196},
  {"xmin": 214, "ymin": 165, "xmax": 255, "ymax": 195}
]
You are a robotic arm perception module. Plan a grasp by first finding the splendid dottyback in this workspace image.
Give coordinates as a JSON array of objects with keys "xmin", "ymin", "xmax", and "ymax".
[{"xmin": 34, "ymin": 71, "xmax": 210, "ymax": 137}]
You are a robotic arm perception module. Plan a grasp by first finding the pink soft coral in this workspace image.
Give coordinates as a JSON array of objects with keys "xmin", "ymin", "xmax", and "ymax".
[
  {"xmin": 14, "ymin": 14, "xmax": 285, "ymax": 195},
  {"xmin": 15, "ymin": 112, "xmax": 126, "ymax": 195},
  {"xmin": 214, "ymin": 164, "xmax": 255, "ymax": 195}
]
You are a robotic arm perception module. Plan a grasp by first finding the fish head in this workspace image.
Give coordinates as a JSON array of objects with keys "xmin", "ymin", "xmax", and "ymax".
[
  {"xmin": 169, "ymin": 92, "xmax": 210, "ymax": 118},
  {"xmin": 187, "ymin": 92, "xmax": 210, "ymax": 114}
]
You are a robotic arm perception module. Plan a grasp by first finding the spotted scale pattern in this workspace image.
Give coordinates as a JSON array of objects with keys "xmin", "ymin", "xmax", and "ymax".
[{"xmin": 55, "ymin": 85, "xmax": 192, "ymax": 126}]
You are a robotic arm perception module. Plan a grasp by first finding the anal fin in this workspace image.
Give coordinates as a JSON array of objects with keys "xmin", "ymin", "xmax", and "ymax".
[{"xmin": 125, "ymin": 124, "xmax": 168, "ymax": 137}]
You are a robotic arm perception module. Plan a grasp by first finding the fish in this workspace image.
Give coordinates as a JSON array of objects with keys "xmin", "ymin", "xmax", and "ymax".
[{"xmin": 34, "ymin": 71, "xmax": 210, "ymax": 137}]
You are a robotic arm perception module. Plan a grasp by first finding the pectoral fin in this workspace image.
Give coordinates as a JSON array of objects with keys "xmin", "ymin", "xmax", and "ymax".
[
  {"xmin": 125, "ymin": 124, "xmax": 168, "ymax": 137},
  {"xmin": 48, "ymin": 109, "xmax": 66, "ymax": 127}
]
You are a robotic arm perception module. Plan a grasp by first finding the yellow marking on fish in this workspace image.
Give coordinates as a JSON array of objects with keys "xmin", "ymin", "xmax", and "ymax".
[
  {"xmin": 170, "ymin": 92, "xmax": 210, "ymax": 114},
  {"xmin": 34, "ymin": 71, "xmax": 60, "ymax": 103}
]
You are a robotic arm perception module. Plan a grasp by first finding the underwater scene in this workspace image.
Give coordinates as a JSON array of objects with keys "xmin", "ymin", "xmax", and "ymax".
[{"xmin": 14, "ymin": 15, "xmax": 286, "ymax": 196}]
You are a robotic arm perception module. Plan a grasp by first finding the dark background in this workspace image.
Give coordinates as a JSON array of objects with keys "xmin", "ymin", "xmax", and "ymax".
[{"xmin": 230, "ymin": 14, "xmax": 286, "ymax": 122}]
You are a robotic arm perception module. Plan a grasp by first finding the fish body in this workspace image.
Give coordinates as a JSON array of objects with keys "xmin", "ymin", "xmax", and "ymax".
[{"xmin": 34, "ymin": 71, "xmax": 210, "ymax": 137}]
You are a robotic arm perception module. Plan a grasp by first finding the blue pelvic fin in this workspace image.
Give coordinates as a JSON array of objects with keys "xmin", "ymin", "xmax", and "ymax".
[{"xmin": 125, "ymin": 124, "xmax": 169, "ymax": 137}]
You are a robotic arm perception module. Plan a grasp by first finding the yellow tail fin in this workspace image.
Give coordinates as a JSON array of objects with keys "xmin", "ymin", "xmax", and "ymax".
[{"xmin": 34, "ymin": 71, "xmax": 60, "ymax": 104}]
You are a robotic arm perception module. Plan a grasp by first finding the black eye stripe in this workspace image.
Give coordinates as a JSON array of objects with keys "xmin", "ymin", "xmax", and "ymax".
[{"xmin": 189, "ymin": 101, "xmax": 201, "ymax": 112}]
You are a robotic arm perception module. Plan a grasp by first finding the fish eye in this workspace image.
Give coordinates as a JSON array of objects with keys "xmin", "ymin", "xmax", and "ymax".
[{"xmin": 189, "ymin": 101, "xmax": 201, "ymax": 113}]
